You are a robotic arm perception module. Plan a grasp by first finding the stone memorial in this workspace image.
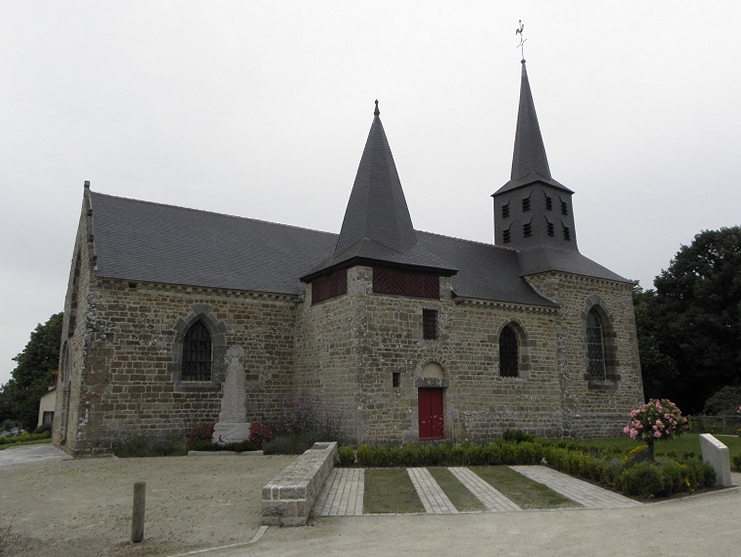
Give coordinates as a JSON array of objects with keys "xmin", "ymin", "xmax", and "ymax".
[
  {"xmin": 212, "ymin": 346, "xmax": 251, "ymax": 444},
  {"xmin": 699, "ymin": 433, "xmax": 732, "ymax": 487}
]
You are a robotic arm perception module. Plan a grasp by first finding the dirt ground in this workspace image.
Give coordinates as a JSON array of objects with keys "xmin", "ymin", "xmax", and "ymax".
[{"xmin": 0, "ymin": 451, "xmax": 295, "ymax": 557}]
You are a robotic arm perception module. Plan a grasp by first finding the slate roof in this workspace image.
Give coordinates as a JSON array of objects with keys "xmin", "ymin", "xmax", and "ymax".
[
  {"xmin": 87, "ymin": 191, "xmax": 563, "ymax": 306},
  {"xmin": 494, "ymin": 61, "xmax": 573, "ymax": 196},
  {"xmin": 517, "ymin": 246, "xmax": 629, "ymax": 283},
  {"xmin": 335, "ymin": 101, "xmax": 418, "ymax": 256},
  {"xmin": 90, "ymin": 192, "xmax": 337, "ymax": 296},
  {"xmin": 86, "ymin": 79, "xmax": 631, "ymax": 307},
  {"xmin": 306, "ymin": 102, "xmax": 458, "ymax": 279}
]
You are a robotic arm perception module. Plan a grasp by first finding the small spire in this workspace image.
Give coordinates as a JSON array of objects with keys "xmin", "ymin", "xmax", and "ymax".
[
  {"xmin": 334, "ymin": 103, "xmax": 417, "ymax": 257},
  {"xmin": 374, "ymin": 99, "xmax": 380, "ymax": 117},
  {"xmin": 510, "ymin": 56, "xmax": 552, "ymax": 181}
]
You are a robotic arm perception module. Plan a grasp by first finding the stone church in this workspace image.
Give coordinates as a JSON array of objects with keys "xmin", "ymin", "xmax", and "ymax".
[{"xmin": 53, "ymin": 61, "xmax": 644, "ymax": 456}]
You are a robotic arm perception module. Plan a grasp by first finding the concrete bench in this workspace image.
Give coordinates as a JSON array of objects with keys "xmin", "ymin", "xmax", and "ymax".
[
  {"xmin": 699, "ymin": 433, "xmax": 732, "ymax": 487},
  {"xmin": 262, "ymin": 441, "xmax": 338, "ymax": 526}
]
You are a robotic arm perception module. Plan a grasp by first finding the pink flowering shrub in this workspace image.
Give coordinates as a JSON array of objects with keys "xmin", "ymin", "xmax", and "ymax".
[
  {"xmin": 248, "ymin": 423, "xmax": 274, "ymax": 445},
  {"xmin": 624, "ymin": 399, "xmax": 688, "ymax": 460}
]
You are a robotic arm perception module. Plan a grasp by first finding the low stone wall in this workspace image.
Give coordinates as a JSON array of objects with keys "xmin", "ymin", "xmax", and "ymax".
[{"xmin": 262, "ymin": 441, "xmax": 338, "ymax": 526}]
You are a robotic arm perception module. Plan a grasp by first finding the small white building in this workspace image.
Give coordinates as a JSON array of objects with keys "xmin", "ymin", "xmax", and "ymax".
[{"xmin": 38, "ymin": 387, "xmax": 56, "ymax": 429}]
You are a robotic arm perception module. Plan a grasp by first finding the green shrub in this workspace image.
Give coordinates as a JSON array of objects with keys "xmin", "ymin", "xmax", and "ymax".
[
  {"xmin": 33, "ymin": 423, "xmax": 52, "ymax": 435},
  {"xmin": 112, "ymin": 433, "xmax": 185, "ymax": 457},
  {"xmin": 619, "ymin": 462, "xmax": 664, "ymax": 498},
  {"xmin": 0, "ymin": 432, "xmax": 50, "ymax": 446},
  {"xmin": 350, "ymin": 437, "xmax": 720, "ymax": 500},
  {"xmin": 657, "ymin": 460, "xmax": 685, "ymax": 496},
  {"xmin": 699, "ymin": 460, "xmax": 717, "ymax": 487},
  {"xmin": 189, "ymin": 439, "xmax": 261, "ymax": 452},
  {"xmin": 732, "ymin": 453, "xmax": 741, "ymax": 472},
  {"xmin": 399, "ymin": 443, "xmax": 420, "ymax": 466},
  {"xmin": 338, "ymin": 445, "xmax": 355, "ymax": 466},
  {"xmin": 263, "ymin": 435, "xmax": 319, "ymax": 455},
  {"xmin": 502, "ymin": 429, "xmax": 537, "ymax": 443},
  {"xmin": 186, "ymin": 423, "xmax": 215, "ymax": 450}
]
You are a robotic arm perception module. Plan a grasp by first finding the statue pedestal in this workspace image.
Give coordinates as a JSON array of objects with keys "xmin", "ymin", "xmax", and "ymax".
[{"xmin": 212, "ymin": 422, "xmax": 251, "ymax": 445}]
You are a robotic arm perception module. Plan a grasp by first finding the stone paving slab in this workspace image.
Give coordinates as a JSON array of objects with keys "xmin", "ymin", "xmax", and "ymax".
[
  {"xmin": 312, "ymin": 468, "xmax": 364, "ymax": 516},
  {"xmin": 407, "ymin": 467, "xmax": 458, "ymax": 514},
  {"xmin": 449, "ymin": 467, "xmax": 521, "ymax": 511},
  {"xmin": 313, "ymin": 464, "xmax": 643, "ymax": 517},
  {"xmin": 510, "ymin": 465, "xmax": 642, "ymax": 508}
]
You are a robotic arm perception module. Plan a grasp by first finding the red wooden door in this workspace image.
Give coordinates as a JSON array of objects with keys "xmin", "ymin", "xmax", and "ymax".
[{"xmin": 418, "ymin": 388, "xmax": 444, "ymax": 440}]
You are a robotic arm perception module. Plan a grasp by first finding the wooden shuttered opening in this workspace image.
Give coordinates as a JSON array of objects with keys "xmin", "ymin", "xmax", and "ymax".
[
  {"xmin": 372, "ymin": 266, "xmax": 439, "ymax": 299},
  {"xmin": 311, "ymin": 268, "xmax": 348, "ymax": 304}
]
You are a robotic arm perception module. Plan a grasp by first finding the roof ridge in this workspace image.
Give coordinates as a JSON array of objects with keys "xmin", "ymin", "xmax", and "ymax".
[
  {"xmin": 416, "ymin": 229, "xmax": 519, "ymax": 252},
  {"xmin": 89, "ymin": 191, "xmax": 338, "ymax": 238}
]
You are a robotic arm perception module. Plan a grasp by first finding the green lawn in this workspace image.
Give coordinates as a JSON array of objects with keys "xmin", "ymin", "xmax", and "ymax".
[
  {"xmin": 363, "ymin": 465, "xmax": 579, "ymax": 514},
  {"xmin": 473, "ymin": 466, "xmax": 579, "ymax": 510},
  {"xmin": 570, "ymin": 433, "xmax": 741, "ymax": 458},
  {"xmin": 428, "ymin": 467, "xmax": 486, "ymax": 511},
  {"xmin": 363, "ymin": 468, "xmax": 425, "ymax": 514}
]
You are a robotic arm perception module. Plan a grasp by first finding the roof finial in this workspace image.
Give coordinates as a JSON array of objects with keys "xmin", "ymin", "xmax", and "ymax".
[
  {"xmin": 516, "ymin": 19, "xmax": 527, "ymax": 63},
  {"xmin": 374, "ymin": 99, "xmax": 380, "ymax": 117}
]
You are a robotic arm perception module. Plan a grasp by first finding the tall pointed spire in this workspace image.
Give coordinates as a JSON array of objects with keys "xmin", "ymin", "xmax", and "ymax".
[
  {"xmin": 511, "ymin": 60, "xmax": 552, "ymax": 181},
  {"xmin": 333, "ymin": 101, "xmax": 418, "ymax": 256},
  {"xmin": 301, "ymin": 102, "xmax": 457, "ymax": 282}
]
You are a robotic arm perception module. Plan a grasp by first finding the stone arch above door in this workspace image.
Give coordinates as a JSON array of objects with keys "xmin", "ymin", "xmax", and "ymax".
[{"xmin": 416, "ymin": 361, "xmax": 448, "ymax": 388}]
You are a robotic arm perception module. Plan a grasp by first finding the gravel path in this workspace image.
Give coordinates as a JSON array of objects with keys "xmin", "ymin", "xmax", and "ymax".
[{"xmin": 0, "ymin": 446, "xmax": 294, "ymax": 557}]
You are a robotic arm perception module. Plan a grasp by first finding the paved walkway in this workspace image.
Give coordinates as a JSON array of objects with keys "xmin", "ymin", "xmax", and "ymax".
[
  {"xmin": 312, "ymin": 468, "xmax": 365, "ymax": 516},
  {"xmin": 511, "ymin": 465, "xmax": 642, "ymax": 508},
  {"xmin": 407, "ymin": 467, "xmax": 458, "ymax": 514},
  {"xmin": 312, "ymin": 465, "xmax": 641, "ymax": 516},
  {"xmin": 0, "ymin": 443, "xmax": 72, "ymax": 466},
  {"xmin": 449, "ymin": 466, "xmax": 521, "ymax": 511}
]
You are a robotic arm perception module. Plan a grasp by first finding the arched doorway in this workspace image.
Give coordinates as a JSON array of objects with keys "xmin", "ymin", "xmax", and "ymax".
[{"xmin": 418, "ymin": 362, "xmax": 445, "ymax": 440}]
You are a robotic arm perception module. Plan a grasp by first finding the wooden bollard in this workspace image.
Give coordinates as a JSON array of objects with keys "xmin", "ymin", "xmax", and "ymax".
[{"xmin": 131, "ymin": 481, "xmax": 146, "ymax": 543}]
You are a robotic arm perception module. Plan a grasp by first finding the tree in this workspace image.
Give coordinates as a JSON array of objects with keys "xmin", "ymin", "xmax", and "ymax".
[
  {"xmin": 637, "ymin": 227, "xmax": 741, "ymax": 412},
  {"xmin": 633, "ymin": 286, "xmax": 679, "ymax": 401},
  {"xmin": 624, "ymin": 398, "xmax": 688, "ymax": 461},
  {"xmin": 3, "ymin": 313, "xmax": 63, "ymax": 431}
]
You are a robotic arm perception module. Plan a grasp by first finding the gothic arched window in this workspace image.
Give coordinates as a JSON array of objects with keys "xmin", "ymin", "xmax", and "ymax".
[
  {"xmin": 499, "ymin": 325, "xmax": 519, "ymax": 377},
  {"xmin": 182, "ymin": 320, "xmax": 212, "ymax": 381},
  {"xmin": 586, "ymin": 309, "xmax": 606, "ymax": 381}
]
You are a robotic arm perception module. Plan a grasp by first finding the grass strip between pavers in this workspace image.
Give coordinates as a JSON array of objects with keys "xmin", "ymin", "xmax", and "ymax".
[
  {"xmin": 428, "ymin": 467, "xmax": 486, "ymax": 512},
  {"xmin": 473, "ymin": 466, "xmax": 581, "ymax": 510},
  {"xmin": 363, "ymin": 468, "xmax": 425, "ymax": 514}
]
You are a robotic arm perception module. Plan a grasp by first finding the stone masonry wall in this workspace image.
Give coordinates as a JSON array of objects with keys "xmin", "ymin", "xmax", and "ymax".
[
  {"xmin": 526, "ymin": 271, "xmax": 645, "ymax": 438},
  {"xmin": 54, "ymin": 194, "xmax": 643, "ymax": 453},
  {"xmin": 297, "ymin": 265, "xmax": 569, "ymax": 444},
  {"xmin": 444, "ymin": 299, "xmax": 563, "ymax": 440},
  {"xmin": 58, "ymin": 271, "xmax": 297, "ymax": 455},
  {"xmin": 293, "ymin": 266, "xmax": 369, "ymax": 442},
  {"xmin": 53, "ymin": 197, "xmax": 93, "ymax": 452}
]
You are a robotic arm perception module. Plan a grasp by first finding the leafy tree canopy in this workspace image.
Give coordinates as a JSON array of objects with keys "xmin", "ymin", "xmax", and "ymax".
[
  {"xmin": 1, "ymin": 313, "xmax": 63, "ymax": 430},
  {"xmin": 636, "ymin": 226, "xmax": 741, "ymax": 412}
]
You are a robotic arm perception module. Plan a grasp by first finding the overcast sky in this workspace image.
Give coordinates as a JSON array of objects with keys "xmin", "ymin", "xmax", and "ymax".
[{"xmin": 1, "ymin": 1, "xmax": 740, "ymax": 386}]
